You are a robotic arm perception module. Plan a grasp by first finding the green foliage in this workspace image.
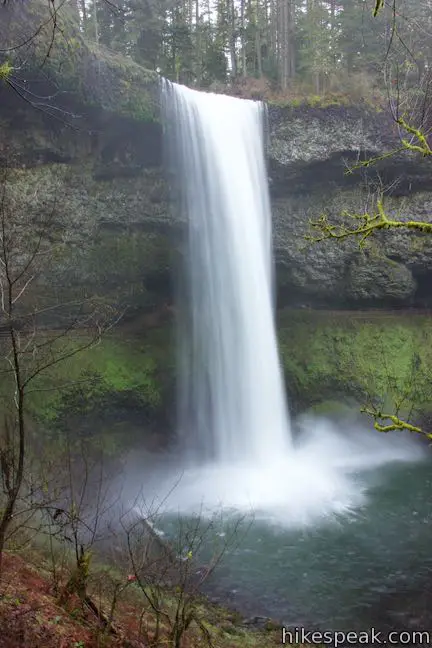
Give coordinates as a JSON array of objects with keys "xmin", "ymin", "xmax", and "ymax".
[{"xmin": 297, "ymin": 1, "xmax": 336, "ymax": 92}]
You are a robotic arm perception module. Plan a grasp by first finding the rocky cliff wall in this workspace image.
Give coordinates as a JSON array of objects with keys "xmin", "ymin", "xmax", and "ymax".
[
  {"xmin": 1, "ymin": 3, "xmax": 431, "ymax": 314},
  {"xmin": 2, "ymin": 96, "xmax": 431, "ymax": 312}
]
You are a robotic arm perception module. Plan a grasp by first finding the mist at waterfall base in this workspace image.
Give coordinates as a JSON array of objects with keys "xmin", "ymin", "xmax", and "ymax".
[{"xmin": 153, "ymin": 80, "xmax": 426, "ymax": 530}]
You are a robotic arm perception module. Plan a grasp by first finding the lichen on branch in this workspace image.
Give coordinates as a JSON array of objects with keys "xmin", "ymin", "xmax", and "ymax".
[
  {"xmin": 361, "ymin": 405, "xmax": 430, "ymax": 439},
  {"xmin": 346, "ymin": 117, "xmax": 431, "ymax": 177},
  {"xmin": 0, "ymin": 61, "xmax": 12, "ymax": 81},
  {"xmin": 396, "ymin": 117, "xmax": 432, "ymax": 157},
  {"xmin": 306, "ymin": 198, "xmax": 432, "ymax": 247},
  {"xmin": 373, "ymin": 0, "xmax": 384, "ymax": 17}
]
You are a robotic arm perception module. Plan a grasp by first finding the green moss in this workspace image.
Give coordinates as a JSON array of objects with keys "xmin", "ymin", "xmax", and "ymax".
[
  {"xmin": 278, "ymin": 309, "xmax": 432, "ymax": 417},
  {"xmin": 268, "ymin": 93, "xmax": 380, "ymax": 111},
  {"xmin": 5, "ymin": 306, "xmax": 431, "ymax": 446},
  {"xmin": 27, "ymin": 327, "xmax": 174, "ymax": 424}
]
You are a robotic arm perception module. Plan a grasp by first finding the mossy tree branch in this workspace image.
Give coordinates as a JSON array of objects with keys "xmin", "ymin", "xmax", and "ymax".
[
  {"xmin": 306, "ymin": 198, "xmax": 432, "ymax": 247},
  {"xmin": 373, "ymin": 0, "xmax": 384, "ymax": 17},
  {"xmin": 0, "ymin": 61, "xmax": 12, "ymax": 80},
  {"xmin": 396, "ymin": 116, "xmax": 432, "ymax": 157},
  {"xmin": 346, "ymin": 117, "xmax": 432, "ymax": 176},
  {"xmin": 361, "ymin": 405, "xmax": 430, "ymax": 438}
]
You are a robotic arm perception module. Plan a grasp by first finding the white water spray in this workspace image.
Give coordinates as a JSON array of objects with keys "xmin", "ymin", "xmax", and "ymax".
[
  {"xmin": 163, "ymin": 81, "xmax": 290, "ymax": 464},
  {"xmin": 157, "ymin": 80, "xmax": 425, "ymax": 527}
]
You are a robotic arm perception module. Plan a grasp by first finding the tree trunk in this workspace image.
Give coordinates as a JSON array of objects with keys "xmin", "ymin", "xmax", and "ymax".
[
  {"xmin": 0, "ymin": 333, "xmax": 25, "ymax": 576},
  {"xmin": 287, "ymin": 0, "xmax": 295, "ymax": 79},
  {"xmin": 280, "ymin": 0, "xmax": 289, "ymax": 90},
  {"xmin": 241, "ymin": 0, "xmax": 247, "ymax": 76},
  {"xmin": 270, "ymin": 0, "xmax": 277, "ymax": 69},
  {"xmin": 80, "ymin": 0, "xmax": 87, "ymax": 24},
  {"xmin": 229, "ymin": 0, "xmax": 237, "ymax": 77},
  {"xmin": 195, "ymin": 0, "xmax": 201, "ymax": 84},
  {"xmin": 93, "ymin": 0, "xmax": 99, "ymax": 44},
  {"xmin": 256, "ymin": 20, "xmax": 262, "ymax": 77}
]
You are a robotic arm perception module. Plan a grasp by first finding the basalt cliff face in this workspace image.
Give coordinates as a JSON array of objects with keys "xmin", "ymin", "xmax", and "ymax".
[
  {"xmin": 1, "ymin": 66, "xmax": 431, "ymax": 313},
  {"xmin": 269, "ymin": 105, "xmax": 432, "ymax": 308},
  {"xmin": 2, "ymin": 2, "xmax": 432, "ymax": 312}
]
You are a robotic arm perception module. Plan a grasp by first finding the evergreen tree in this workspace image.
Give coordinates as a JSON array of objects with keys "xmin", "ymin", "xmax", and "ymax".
[{"xmin": 70, "ymin": 0, "xmax": 432, "ymax": 97}]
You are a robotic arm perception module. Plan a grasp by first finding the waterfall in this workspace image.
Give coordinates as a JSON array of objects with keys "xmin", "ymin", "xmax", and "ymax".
[
  {"xmin": 149, "ymin": 79, "xmax": 425, "ymax": 526},
  {"xmin": 162, "ymin": 80, "xmax": 291, "ymax": 465}
]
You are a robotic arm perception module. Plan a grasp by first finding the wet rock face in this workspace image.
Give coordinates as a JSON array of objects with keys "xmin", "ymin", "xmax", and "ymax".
[
  {"xmin": 272, "ymin": 188, "xmax": 432, "ymax": 309},
  {"xmin": 264, "ymin": 104, "xmax": 431, "ymax": 308},
  {"xmin": 267, "ymin": 103, "xmax": 430, "ymax": 194},
  {"xmin": 1, "ymin": 0, "xmax": 430, "ymax": 311},
  {"xmin": 1, "ymin": 64, "xmax": 432, "ymax": 311},
  {"xmin": 268, "ymin": 105, "xmax": 391, "ymax": 170}
]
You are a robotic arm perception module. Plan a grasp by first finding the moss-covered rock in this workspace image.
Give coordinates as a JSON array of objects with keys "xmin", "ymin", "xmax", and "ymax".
[
  {"xmin": 3, "ymin": 306, "xmax": 431, "ymax": 454},
  {"xmin": 24, "ymin": 325, "xmax": 175, "ymax": 451},
  {"xmin": 34, "ymin": 307, "xmax": 430, "ymax": 448},
  {"xmin": 278, "ymin": 309, "xmax": 432, "ymax": 421}
]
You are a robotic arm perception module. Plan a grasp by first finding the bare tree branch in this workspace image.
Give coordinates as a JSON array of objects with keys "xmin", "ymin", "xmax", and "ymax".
[{"xmin": 0, "ymin": 161, "xmax": 122, "ymax": 571}]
